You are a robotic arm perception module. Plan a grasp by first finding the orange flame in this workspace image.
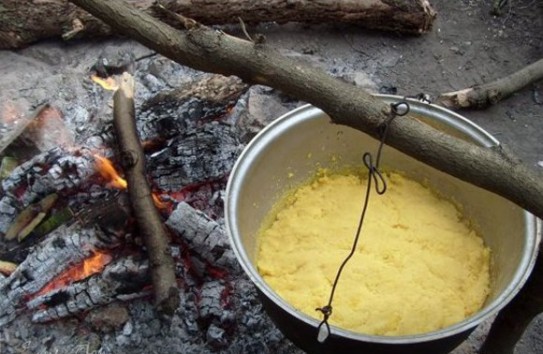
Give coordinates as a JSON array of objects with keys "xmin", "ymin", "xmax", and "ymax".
[
  {"xmin": 93, "ymin": 155, "xmax": 170, "ymax": 210},
  {"xmin": 152, "ymin": 193, "xmax": 169, "ymax": 210},
  {"xmin": 91, "ymin": 74, "xmax": 119, "ymax": 91},
  {"xmin": 93, "ymin": 154, "xmax": 127, "ymax": 189},
  {"xmin": 36, "ymin": 251, "xmax": 112, "ymax": 297}
]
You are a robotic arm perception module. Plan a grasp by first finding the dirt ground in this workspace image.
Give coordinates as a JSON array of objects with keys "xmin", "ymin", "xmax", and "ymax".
[
  {"xmin": 255, "ymin": 0, "xmax": 543, "ymax": 166},
  {"xmin": 0, "ymin": 0, "xmax": 542, "ymax": 353}
]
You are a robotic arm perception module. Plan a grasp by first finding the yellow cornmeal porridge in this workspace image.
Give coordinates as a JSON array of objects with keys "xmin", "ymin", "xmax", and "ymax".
[{"xmin": 257, "ymin": 171, "xmax": 490, "ymax": 336}]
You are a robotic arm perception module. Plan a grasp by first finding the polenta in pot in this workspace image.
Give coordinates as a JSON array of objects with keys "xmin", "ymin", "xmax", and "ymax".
[{"xmin": 257, "ymin": 169, "xmax": 491, "ymax": 336}]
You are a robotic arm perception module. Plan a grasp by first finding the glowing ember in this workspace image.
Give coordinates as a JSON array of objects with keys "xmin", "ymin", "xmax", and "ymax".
[
  {"xmin": 36, "ymin": 251, "xmax": 112, "ymax": 297},
  {"xmin": 93, "ymin": 154, "xmax": 127, "ymax": 189},
  {"xmin": 90, "ymin": 74, "xmax": 119, "ymax": 91}
]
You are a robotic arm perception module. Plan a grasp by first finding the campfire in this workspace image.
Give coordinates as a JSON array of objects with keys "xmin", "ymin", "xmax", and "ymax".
[
  {"xmin": 2, "ymin": 0, "xmax": 539, "ymax": 351},
  {"xmin": 0, "ymin": 49, "xmax": 300, "ymax": 353}
]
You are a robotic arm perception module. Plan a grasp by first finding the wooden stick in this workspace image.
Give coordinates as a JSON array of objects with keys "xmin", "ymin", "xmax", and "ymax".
[
  {"xmin": 437, "ymin": 58, "xmax": 543, "ymax": 109},
  {"xmin": 69, "ymin": 0, "xmax": 543, "ymax": 221},
  {"xmin": 113, "ymin": 72, "xmax": 179, "ymax": 316},
  {"xmin": 0, "ymin": 0, "xmax": 436, "ymax": 49}
]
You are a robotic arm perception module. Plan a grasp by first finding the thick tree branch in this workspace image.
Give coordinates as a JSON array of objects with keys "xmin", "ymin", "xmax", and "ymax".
[
  {"xmin": 69, "ymin": 0, "xmax": 543, "ymax": 221},
  {"xmin": 437, "ymin": 58, "xmax": 543, "ymax": 109},
  {"xmin": 113, "ymin": 73, "xmax": 179, "ymax": 316},
  {"xmin": 0, "ymin": 0, "xmax": 436, "ymax": 49}
]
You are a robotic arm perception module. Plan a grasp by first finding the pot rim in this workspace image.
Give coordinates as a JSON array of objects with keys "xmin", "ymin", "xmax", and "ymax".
[{"xmin": 225, "ymin": 95, "xmax": 541, "ymax": 344}]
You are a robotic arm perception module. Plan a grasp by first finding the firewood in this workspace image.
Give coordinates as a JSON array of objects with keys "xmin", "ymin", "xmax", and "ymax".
[
  {"xmin": 68, "ymin": 0, "xmax": 543, "ymax": 222},
  {"xmin": 28, "ymin": 256, "xmax": 150, "ymax": 323},
  {"xmin": 437, "ymin": 58, "xmax": 543, "ymax": 110},
  {"xmin": 0, "ymin": 223, "xmax": 121, "ymax": 327},
  {"xmin": 0, "ymin": 0, "xmax": 436, "ymax": 49},
  {"xmin": 112, "ymin": 72, "xmax": 179, "ymax": 316}
]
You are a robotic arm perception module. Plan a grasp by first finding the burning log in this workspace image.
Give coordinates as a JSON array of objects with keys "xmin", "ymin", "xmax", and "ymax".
[
  {"xmin": 112, "ymin": 72, "xmax": 179, "ymax": 316},
  {"xmin": 28, "ymin": 256, "xmax": 150, "ymax": 323},
  {"xmin": 0, "ymin": 222, "xmax": 122, "ymax": 327},
  {"xmin": 69, "ymin": 0, "xmax": 543, "ymax": 221},
  {"xmin": 0, "ymin": 0, "xmax": 436, "ymax": 49}
]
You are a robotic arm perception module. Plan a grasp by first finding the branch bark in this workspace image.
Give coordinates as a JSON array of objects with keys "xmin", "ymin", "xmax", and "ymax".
[
  {"xmin": 0, "ymin": 0, "xmax": 436, "ymax": 49},
  {"xmin": 437, "ymin": 58, "xmax": 543, "ymax": 110},
  {"xmin": 68, "ymin": 0, "xmax": 543, "ymax": 221},
  {"xmin": 113, "ymin": 73, "xmax": 179, "ymax": 316}
]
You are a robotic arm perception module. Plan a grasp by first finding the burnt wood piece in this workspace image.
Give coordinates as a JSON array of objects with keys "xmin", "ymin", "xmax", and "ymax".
[
  {"xmin": 86, "ymin": 74, "xmax": 248, "ymax": 150},
  {"xmin": 113, "ymin": 73, "xmax": 179, "ymax": 316},
  {"xmin": 0, "ymin": 147, "xmax": 99, "ymax": 235},
  {"xmin": 147, "ymin": 123, "xmax": 242, "ymax": 192},
  {"xmin": 0, "ymin": 0, "xmax": 436, "ymax": 49},
  {"xmin": 69, "ymin": 0, "xmax": 543, "ymax": 221},
  {"xmin": 0, "ymin": 223, "xmax": 121, "ymax": 327},
  {"xmin": 437, "ymin": 58, "xmax": 543, "ymax": 109},
  {"xmin": 166, "ymin": 202, "xmax": 236, "ymax": 272},
  {"xmin": 1, "ymin": 147, "xmax": 95, "ymax": 207},
  {"xmin": 28, "ymin": 256, "xmax": 150, "ymax": 323}
]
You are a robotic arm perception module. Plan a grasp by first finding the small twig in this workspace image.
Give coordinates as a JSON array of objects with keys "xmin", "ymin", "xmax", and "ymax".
[
  {"xmin": 238, "ymin": 17, "xmax": 253, "ymax": 43},
  {"xmin": 113, "ymin": 72, "xmax": 179, "ymax": 316},
  {"xmin": 437, "ymin": 58, "xmax": 543, "ymax": 109}
]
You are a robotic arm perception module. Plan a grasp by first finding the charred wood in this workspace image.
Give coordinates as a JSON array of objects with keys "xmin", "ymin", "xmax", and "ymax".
[
  {"xmin": 166, "ymin": 202, "xmax": 236, "ymax": 272},
  {"xmin": 1, "ymin": 147, "xmax": 95, "ymax": 211},
  {"xmin": 139, "ymin": 75, "xmax": 248, "ymax": 144},
  {"xmin": 28, "ymin": 256, "xmax": 150, "ymax": 323},
  {"xmin": 0, "ymin": 223, "xmax": 121, "ymax": 327},
  {"xmin": 148, "ymin": 123, "xmax": 242, "ymax": 192}
]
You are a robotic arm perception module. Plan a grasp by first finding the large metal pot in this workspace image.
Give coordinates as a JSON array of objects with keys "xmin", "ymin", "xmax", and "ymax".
[{"xmin": 225, "ymin": 95, "xmax": 540, "ymax": 354}]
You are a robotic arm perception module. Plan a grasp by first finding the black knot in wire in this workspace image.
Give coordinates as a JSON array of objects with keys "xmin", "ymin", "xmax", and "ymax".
[{"xmin": 363, "ymin": 152, "xmax": 386, "ymax": 195}]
